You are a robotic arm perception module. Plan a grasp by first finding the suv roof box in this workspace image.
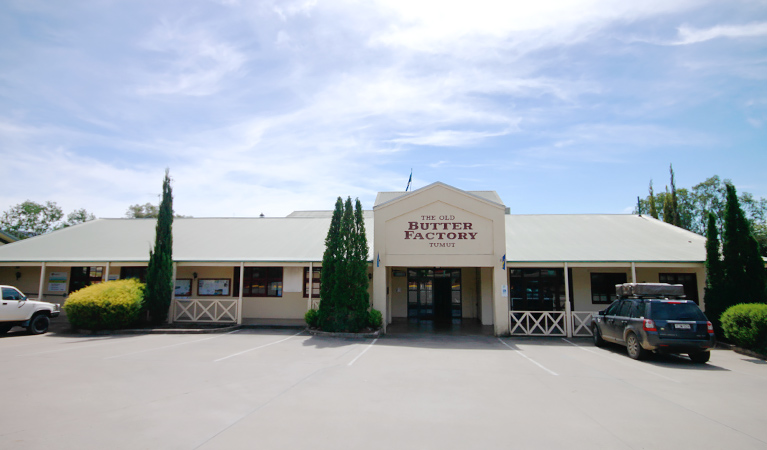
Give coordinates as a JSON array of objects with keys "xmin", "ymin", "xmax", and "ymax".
[{"xmin": 616, "ymin": 283, "xmax": 685, "ymax": 298}]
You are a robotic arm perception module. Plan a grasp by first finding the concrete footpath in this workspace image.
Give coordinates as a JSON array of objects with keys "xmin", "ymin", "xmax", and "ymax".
[{"xmin": 1, "ymin": 329, "xmax": 766, "ymax": 450}]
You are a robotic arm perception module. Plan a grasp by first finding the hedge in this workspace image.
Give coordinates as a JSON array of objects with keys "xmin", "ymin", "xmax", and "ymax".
[
  {"xmin": 720, "ymin": 303, "xmax": 767, "ymax": 354},
  {"xmin": 63, "ymin": 279, "xmax": 145, "ymax": 330}
]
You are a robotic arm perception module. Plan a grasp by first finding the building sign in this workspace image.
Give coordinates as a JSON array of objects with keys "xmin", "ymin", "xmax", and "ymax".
[
  {"xmin": 404, "ymin": 215, "xmax": 478, "ymax": 248},
  {"xmin": 384, "ymin": 202, "xmax": 494, "ymax": 256},
  {"xmin": 48, "ymin": 272, "xmax": 67, "ymax": 292}
]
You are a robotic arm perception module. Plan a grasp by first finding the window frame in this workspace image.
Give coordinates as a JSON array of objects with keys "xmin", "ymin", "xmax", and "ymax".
[
  {"xmin": 303, "ymin": 267, "xmax": 321, "ymax": 298},
  {"xmin": 234, "ymin": 267, "xmax": 283, "ymax": 298},
  {"xmin": 590, "ymin": 272, "xmax": 628, "ymax": 304},
  {"xmin": 658, "ymin": 273, "xmax": 699, "ymax": 304}
]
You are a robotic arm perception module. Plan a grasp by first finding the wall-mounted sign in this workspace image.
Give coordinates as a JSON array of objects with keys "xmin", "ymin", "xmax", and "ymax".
[
  {"xmin": 175, "ymin": 279, "xmax": 192, "ymax": 296},
  {"xmin": 404, "ymin": 215, "xmax": 478, "ymax": 248},
  {"xmin": 48, "ymin": 272, "xmax": 67, "ymax": 292},
  {"xmin": 198, "ymin": 279, "xmax": 230, "ymax": 296}
]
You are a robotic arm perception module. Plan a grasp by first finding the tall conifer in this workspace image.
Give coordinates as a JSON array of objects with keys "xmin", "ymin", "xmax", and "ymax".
[
  {"xmin": 704, "ymin": 212, "xmax": 725, "ymax": 333},
  {"xmin": 318, "ymin": 197, "xmax": 344, "ymax": 329},
  {"xmin": 144, "ymin": 169, "xmax": 174, "ymax": 324},
  {"xmin": 318, "ymin": 196, "xmax": 370, "ymax": 332},
  {"xmin": 722, "ymin": 183, "xmax": 767, "ymax": 307},
  {"xmin": 669, "ymin": 164, "xmax": 680, "ymax": 226},
  {"xmin": 648, "ymin": 180, "xmax": 658, "ymax": 219}
]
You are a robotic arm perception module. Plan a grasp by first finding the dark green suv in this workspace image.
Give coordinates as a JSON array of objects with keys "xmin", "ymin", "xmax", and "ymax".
[{"xmin": 592, "ymin": 283, "xmax": 715, "ymax": 363}]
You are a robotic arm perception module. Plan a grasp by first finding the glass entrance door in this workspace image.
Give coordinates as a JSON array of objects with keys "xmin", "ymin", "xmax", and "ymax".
[{"xmin": 407, "ymin": 269, "xmax": 461, "ymax": 321}]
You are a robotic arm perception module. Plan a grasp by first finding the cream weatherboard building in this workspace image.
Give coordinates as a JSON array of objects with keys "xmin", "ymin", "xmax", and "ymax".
[{"xmin": 0, "ymin": 182, "xmax": 707, "ymax": 336}]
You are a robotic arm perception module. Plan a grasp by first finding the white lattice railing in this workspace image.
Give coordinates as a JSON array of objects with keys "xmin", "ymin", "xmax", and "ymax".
[
  {"xmin": 572, "ymin": 312, "xmax": 594, "ymax": 337},
  {"xmin": 510, "ymin": 311, "xmax": 567, "ymax": 336},
  {"xmin": 509, "ymin": 311, "xmax": 594, "ymax": 336},
  {"xmin": 174, "ymin": 299, "xmax": 237, "ymax": 323}
]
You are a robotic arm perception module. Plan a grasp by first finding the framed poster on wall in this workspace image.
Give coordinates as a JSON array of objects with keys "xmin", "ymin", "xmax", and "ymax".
[
  {"xmin": 198, "ymin": 279, "xmax": 230, "ymax": 296},
  {"xmin": 174, "ymin": 279, "xmax": 192, "ymax": 297}
]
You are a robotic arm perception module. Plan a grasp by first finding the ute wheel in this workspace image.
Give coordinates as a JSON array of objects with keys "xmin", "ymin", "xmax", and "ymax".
[
  {"xmin": 626, "ymin": 332, "xmax": 648, "ymax": 360},
  {"xmin": 689, "ymin": 351, "xmax": 710, "ymax": 364},
  {"xmin": 0, "ymin": 324, "xmax": 12, "ymax": 334},
  {"xmin": 27, "ymin": 315, "xmax": 50, "ymax": 335},
  {"xmin": 593, "ymin": 325, "xmax": 606, "ymax": 347}
]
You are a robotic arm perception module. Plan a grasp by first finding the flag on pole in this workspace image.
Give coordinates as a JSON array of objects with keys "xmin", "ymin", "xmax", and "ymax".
[
  {"xmin": 405, "ymin": 169, "xmax": 412, "ymax": 192},
  {"xmin": 501, "ymin": 254, "xmax": 506, "ymax": 270},
  {"xmin": 376, "ymin": 253, "xmax": 380, "ymax": 267}
]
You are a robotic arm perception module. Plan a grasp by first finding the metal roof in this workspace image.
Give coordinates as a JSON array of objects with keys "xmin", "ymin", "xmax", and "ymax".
[
  {"xmin": 0, "ymin": 217, "xmax": 374, "ymax": 263},
  {"xmin": 0, "ymin": 213, "xmax": 706, "ymax": 265},
  {"xmin": 505, "ymin": 214, "xmax": 706, "ymax": 262}
]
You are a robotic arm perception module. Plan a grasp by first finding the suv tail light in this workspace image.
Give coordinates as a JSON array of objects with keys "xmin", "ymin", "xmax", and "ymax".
[
  {"xmin": 707, "ymin": 321, "xmax": 714, "ymax": 335},
  {"xmin": 643, "ymin": 319, "xmax": 657, "ymax": 332}
]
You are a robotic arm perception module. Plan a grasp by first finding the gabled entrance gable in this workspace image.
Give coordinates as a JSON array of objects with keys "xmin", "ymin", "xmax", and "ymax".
[{"xmin": 372, "ymin": 182, "xmax": 510, "ymax": 335}]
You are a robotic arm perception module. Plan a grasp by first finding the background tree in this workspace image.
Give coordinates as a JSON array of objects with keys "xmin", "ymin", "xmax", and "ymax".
[
  {"xmin": 64, "ymin": 208, "xmax": 96, "ymax": 227},
  {"xmin": 125, "ymin": 203, "xmax": 159, "ymax": 218},
  {"xmin": 0, "ymin": 200, "xmax": 64, "ymax": 238},
  {"xmin": 144, "ymin": 169, "xmax": 174, "ymax": 325},
  {"xmin": 635, "ymin": 172, "xmax": 767, "ymax": 255}
]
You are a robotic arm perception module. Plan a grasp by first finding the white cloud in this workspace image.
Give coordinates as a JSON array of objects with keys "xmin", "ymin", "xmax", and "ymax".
[{"xmin": 674, "ymin": 22, "xmax": 767, "ymax": 45}]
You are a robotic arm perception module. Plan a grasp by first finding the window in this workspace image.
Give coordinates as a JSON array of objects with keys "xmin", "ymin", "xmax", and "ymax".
[
  {"xmin": 509, "ymin": 268, "xmax": 572, "ymax": 311},
  {"xmin": 2, "ymin": 287, "xmax": 24, "ymax": 300},
  {"xmin": 617, "ymin": 301, "xmax": 632, "ymax": 317},
  {"xmin": 629, "ymin": 302, "xmax": 646, "ymax": 318},
  {"xmin": 234, "ymin": 267, "xmax": 283, "ymax": 297},
  {"xmin": 590, "ymin": 272, "xmax": 627, "ymax": 304},
  {"xmin": 120, "ymin": 266, "xmax": 147, "ymax": 282},
  {"xmin": 659, "ymin": 273, "xmax": 699, "ymax": 304},
  {"xmin": 303, "ymin": 267, "xmax": 321, "ymax": 298},
  {"xmin": 70, "ymin": 266, "xmax": 104, "ymax": 293}
]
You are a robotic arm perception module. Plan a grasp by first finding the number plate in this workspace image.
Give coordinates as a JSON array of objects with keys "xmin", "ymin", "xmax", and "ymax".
[{"xmin": 675, "ymin": 323, "xmax": 691, "ymax": 330}]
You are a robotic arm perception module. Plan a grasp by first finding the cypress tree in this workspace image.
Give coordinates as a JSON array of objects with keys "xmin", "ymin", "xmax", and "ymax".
[
  {"xmin": 351, "ymin": 198, "xmax": 370, "ymax": 329},
  {"xmin": 144, "ymin": 169, "xmax": 174, "ymax": 325},
  {"xmin": 722, "ymin": 183, "xmax": 767, "ymax": 308},
  {"xmin": 648, "ymin": 180, "xmax": 658, "ymax": 219},
  {"xmin": 663, "ymin": 186, "xmax": 673, "ymax": 224},
  {"xmin": 669, "ymin": 164, "xmax": 680, "ymax": 226},
  {"xmin": 318, "ymin": 197, "xmax": 344, "ymax": 330},
  {"xmin": 317, "ymin": 196, "xmax": 371, "ymax": 332},
  {"xmin": 704, "ymin": 212, "xmax": 725, "ymax": 333}
]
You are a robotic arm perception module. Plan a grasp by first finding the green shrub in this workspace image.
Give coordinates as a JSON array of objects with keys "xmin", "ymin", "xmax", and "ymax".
[
  {"xmin": 721, "ymin": 303, "xmax": 767, "ymax": 353},
  {"xmin": 63, "ymin": 279, "xmax": 145, "ymax": 330},
  {"xmin": 305, "ymin": 308, "xmax": 319, "ymax": 328},
  {"xmin": 368, "ymin": 308, "xmax": 383, "ymax": 329}
]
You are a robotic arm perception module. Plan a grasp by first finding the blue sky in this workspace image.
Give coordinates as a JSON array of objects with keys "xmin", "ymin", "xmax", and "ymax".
[{"xmin": 1, "ymin": 0, "xmax": 765, "ymax": 218}]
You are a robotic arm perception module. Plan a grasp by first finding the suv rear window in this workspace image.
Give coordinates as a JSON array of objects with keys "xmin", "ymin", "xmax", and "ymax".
[{"xmin": 649, "ymin": 302, "xmax": 706, "ymax": 321}]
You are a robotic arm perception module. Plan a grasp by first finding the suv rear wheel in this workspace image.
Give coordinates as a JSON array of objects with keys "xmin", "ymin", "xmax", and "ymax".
[
  {"xmin": 27, "ymin": 314, "xmax": 49, "ymax": 335},
  {"xmin": 626, "ymin": 332, "xmax": 648, "ymax": 360},
  {"xmin": 688, "ymin": 351, "xmax": 710, "ymax": 364}
]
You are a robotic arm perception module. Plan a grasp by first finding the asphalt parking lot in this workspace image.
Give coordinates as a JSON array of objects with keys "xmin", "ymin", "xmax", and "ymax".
[{"xmin": 1, "ymin": 327, "xmax": 766, "ymax": 450}]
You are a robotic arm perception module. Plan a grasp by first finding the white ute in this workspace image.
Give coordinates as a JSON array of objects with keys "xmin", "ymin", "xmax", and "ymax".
[{"xmin": 0, "ymin": 285, "xmax": 61, "ymax": 335}]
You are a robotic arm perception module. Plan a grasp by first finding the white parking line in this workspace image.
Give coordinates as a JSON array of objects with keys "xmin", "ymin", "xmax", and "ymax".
[
  {"xmin": 562, "ymin": 338, "xmax": 680, "ymax": 383},
  {"xmin": 214, "ymin": 331, "xmax": 304, "ymax": 362},
  {"xmin": 497, "ymin": 338, "xmax": 558, "ymax": 376},
  {"xmin": 347, "ymin": 338, "xmax": 378, "ymax": 366},
  {"xmin": 106, "ymin": 330, "xmax": 241, "ymax": 359}
]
